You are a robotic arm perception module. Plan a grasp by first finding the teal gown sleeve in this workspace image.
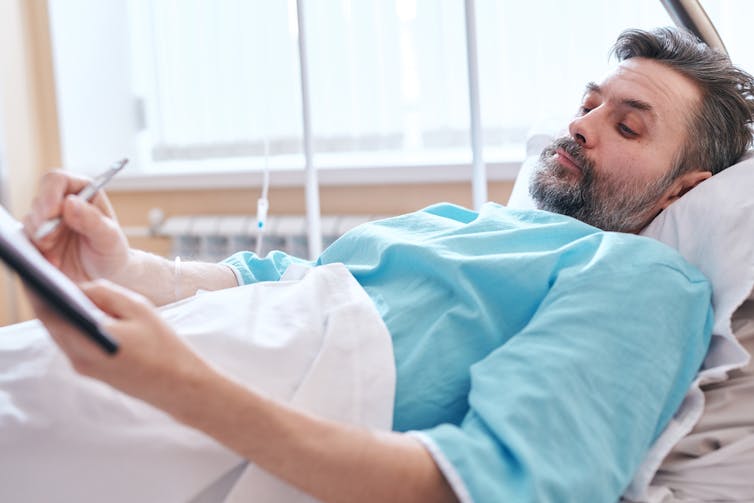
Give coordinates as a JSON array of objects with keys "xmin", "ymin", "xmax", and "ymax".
[
  {"xmin": 222, "ymin": 250, "xmax": 312, "ymax": 285},
  {"xmin": 416, "ymin": 261, "xmax": 713, "ymax": 503}
]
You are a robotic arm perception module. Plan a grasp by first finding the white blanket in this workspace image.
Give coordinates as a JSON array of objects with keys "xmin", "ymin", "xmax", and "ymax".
[{"xmin": 0, "ymin": 263, "xmax": 395, "ymax": 503}]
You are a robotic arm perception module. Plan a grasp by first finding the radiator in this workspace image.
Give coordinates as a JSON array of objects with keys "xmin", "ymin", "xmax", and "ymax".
[{"xmin": 155, "ymin": 214, "xmax": 383, "ymax": 261}]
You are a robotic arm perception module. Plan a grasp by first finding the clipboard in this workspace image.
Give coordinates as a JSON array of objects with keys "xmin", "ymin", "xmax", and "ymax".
[{"xmin": 0, "ymin": 205, "xmax": 118, "ymax": 354}]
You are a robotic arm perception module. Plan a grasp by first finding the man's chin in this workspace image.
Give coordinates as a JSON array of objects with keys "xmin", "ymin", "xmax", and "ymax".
[
  {"xmin": 531, "ymin": 169, "xmax": 580, "ymax": 197},
  {"xmin": 542, "ymin": 160, "xmax": 582, "ymax": 182},
  {"xmin": 530, "ymin": 172, "xmax": 587, "ymax": 218}
]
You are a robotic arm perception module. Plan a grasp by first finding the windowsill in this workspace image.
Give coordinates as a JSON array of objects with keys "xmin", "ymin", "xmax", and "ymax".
[{"xmin": 106, "ymin": 147, "xmax": 526, "ymax": 192}]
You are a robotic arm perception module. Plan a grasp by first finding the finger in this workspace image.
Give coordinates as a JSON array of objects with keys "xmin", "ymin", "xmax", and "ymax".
[
  {"xmin": 35, "ymin": 170, "xmax": 91, "ymax": 219},
  {"xmin": 24, "ymin": 213, "xmax": 64, "ymax": 250},
  {"xmin": 23, "ymin": 285, "xmax": 105, "ymax": 358},
  {"xmin": 80, "ymin": 280, "xmax": 154, "ymax": 320},
  {"xmin": 24, "ymin": 171, "xmax": 92, "ymax": 240},
  {"xmin": 61, "ymin": 195, "xmax": 120, "ymax": 245}
]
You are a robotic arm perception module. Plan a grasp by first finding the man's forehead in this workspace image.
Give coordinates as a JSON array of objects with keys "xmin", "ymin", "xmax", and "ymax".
[{"xmin": 593, "ymin": 57, "xmax": 701, "ymax": 116}]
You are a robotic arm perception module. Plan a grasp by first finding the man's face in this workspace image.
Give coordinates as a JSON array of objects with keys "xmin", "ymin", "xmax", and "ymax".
[{"xmin": 530, "ymin": 57, "xmax": 703, "ymax": 232}]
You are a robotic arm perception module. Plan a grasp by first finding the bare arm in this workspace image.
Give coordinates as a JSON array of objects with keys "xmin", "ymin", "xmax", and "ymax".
[
  {"xmin": 28, "ymin": 280, "xmax": 458, "ymax": 503},
  {"xmin": 112, "ymin": 249, "xmax": 238, "ymax": 305},
  {"xmin": 24, "ymin": 170, "xmax": 237, "ymax": 305}
]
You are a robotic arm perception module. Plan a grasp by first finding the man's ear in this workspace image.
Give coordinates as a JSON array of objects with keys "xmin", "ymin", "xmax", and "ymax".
[{"xmin": 658, "ymin": 170, "xmax": 712, "ymax": 210}]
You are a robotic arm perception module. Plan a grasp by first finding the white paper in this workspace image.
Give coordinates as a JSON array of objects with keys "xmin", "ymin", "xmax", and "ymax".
[{"xmin": 0, "ymin": 205, "xmax": 104, "ymax": 323}]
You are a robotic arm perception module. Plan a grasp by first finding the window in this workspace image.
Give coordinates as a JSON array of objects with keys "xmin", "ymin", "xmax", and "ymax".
[
  {"xmin": 131, "ymin": 1, "xmax": 303, "ymax": 170},
  {"xmin": 48, "ymin": 0, "xmax": 671, "ymax": 185},
  {"xmin": 475, "ymin": 0, "xmax": 670, "ymax": 151},
  {"xmin": 701, "ymin": 1, "xmax": 754, "ymax": 74}
]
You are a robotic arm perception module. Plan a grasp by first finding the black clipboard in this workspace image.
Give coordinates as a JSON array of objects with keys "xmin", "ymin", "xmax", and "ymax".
[{"xmin": 0, "ymin": 207, "xmax": 118, "ymax": 354}]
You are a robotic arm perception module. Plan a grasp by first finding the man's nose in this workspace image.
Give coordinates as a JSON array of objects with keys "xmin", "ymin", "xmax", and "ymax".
[{"xmin": 568, "ymin": 113, "xmax": 596, "ymax": 148}]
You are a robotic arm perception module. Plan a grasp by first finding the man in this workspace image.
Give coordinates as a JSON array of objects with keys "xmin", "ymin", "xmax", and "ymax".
[{"xmin": 21, "ymin": 28, "xmax": 754, "ymax": 502}]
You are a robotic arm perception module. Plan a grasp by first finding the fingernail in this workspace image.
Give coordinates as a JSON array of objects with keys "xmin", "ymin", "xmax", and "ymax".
[{"xmin": 66, "ymin": 195, "xmax": 82, "ymax": 212}]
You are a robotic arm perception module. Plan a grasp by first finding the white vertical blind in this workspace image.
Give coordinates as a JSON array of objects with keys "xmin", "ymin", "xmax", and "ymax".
[
  {"xmin": 302, "ymin": 0, "xmax": 469, "ymax": 159},
  {"xmin": 142, "ymin": 0, "xmax": 303, "ymax": 160},
  {"xmin": 49, "ymin": 0, "xmax": 676, "ymax": 176}
]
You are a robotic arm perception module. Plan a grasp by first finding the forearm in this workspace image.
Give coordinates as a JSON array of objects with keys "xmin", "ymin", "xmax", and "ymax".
[
  {"xmin": 111, "ymin": 249, "xmax": 238, "ymax": 306},
  {"xmin": 164, "ymin": 367, "xmax": 458, "ymax": 503}
]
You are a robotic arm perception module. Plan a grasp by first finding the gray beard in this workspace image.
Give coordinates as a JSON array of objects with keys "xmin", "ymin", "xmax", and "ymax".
[{"xmin": 529, "ymin": 136, "xmax": 673, "ymax": 233}]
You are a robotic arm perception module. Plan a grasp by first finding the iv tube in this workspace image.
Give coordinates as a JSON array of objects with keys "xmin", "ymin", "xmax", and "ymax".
[{"xmin": 255, "ymin": 137, "xmax": 270, "ymax": 256}]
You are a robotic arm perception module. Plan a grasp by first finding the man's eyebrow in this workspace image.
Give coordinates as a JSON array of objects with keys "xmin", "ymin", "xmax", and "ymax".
[
  {"xmin": 583, "ymin": 81, "xmax": 655, "ymax": 116},
  {"xmin": 621, "ymin": 97, "xmax": 654, "ymax": 113},
  {"xmin": 584, "ymin": 82, "xmax": 601, "ymax": 96}
]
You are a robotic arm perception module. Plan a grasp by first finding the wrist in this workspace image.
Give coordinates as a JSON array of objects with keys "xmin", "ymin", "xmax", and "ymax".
[
  {"xmin": 105, "ymin": 248, "xmax": 141, "ymax": 286},
  {"xmin": 106, "ymin": 249, "xmax": 171, "ymax": 304}
]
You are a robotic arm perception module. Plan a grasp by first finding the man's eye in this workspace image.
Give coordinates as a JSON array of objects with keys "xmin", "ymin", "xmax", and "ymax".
[
  {"xmin": 579, "ymin": 106, "xmax": 592, "ymax": 115},
  {"xmin": 619, "ymin": 123, "xmax": 638, "ymax": 137}
]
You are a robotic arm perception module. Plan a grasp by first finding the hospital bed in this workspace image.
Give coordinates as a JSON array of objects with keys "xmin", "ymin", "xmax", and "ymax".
[
  {"xmin": 2, "ymin": 1, "xmax": 754, "ymax": 501},
  {"xmin": 1, "ymin": 130, "xmax": 752, "ymax": 503}
]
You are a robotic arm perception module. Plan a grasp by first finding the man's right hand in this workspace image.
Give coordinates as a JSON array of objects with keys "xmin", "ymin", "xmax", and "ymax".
[{"xmin": 23, "ymin": 170, "xmax": 131, "ymax": 285}]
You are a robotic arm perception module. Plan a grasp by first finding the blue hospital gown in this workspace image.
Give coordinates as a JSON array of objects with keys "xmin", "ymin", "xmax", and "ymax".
[{"xmin": 224, "ymin": 202, "xmax": 713, "ymax": 502}]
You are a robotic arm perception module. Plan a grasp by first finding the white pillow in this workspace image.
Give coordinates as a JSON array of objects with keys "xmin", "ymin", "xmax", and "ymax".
[
  {"xmin": 641, "ymin": 152, "xmax": 754, "ymax": 368},
  {"xmin": 506, "ymin": 135, "xmax": 549, "ymax": 210}
]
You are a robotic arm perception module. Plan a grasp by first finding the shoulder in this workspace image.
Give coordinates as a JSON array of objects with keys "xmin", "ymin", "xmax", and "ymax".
[
  {"xmin": 499, "ymin": 205, "xmax": 710, "ymax": 287},
  {"xmin": 575, "ymin": 231, "xmax": 710, "ymax": 285}
]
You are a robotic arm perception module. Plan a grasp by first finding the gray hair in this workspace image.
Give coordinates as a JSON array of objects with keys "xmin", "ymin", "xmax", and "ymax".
[{"xmin": 612, "ymin": 27, "xmax": 754, "ymax": 176}]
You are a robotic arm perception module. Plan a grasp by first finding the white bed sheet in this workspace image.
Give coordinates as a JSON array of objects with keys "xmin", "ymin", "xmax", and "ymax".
[{"xmin": 0, "ymin": 263, "xmax": 395, "ymax": 503}]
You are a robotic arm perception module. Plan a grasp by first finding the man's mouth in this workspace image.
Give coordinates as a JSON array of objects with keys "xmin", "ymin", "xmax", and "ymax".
[{"xmin": 554, "ymin": 148, "xmax": 583, "ymax": 175}]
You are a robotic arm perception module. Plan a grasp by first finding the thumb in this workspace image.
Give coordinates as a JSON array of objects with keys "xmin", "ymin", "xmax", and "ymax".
[{"xmin": 81, "ymin": 280, "xmax": 154, "ymax": 320}]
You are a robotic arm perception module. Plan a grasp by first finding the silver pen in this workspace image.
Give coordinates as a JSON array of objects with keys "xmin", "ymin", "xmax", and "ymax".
[{"xmin": 34, "ymin": 158, "xmax": 128, "ymax": 240}]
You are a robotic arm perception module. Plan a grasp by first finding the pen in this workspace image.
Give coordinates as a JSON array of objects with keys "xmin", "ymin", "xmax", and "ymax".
[{"xmin": 34, "ymin": 158, "xmax": 128, "ymax": 240}]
